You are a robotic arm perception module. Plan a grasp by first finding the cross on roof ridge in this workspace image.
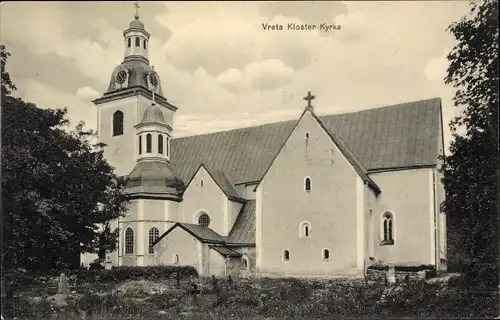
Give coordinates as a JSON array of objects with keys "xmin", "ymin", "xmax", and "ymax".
[{"xmin": 303, "ymin": 90, "xmax": 316, "ymax": 109}]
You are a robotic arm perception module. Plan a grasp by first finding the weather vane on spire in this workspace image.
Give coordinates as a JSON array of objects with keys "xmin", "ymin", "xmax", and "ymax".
[{"xmin": 134, "ymin": 1, "xmax": 140, "ymax": 19}]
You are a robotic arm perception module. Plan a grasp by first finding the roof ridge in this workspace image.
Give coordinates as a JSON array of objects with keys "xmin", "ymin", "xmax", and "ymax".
[{"xmin": 173, "ymin": 97, "xmax": 441, "ymax": 140}]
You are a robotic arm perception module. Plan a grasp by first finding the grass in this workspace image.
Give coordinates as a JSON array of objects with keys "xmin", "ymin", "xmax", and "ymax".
[{"xmin": 2, "ymin": 274, "xmax": 498, "ymax": 319}]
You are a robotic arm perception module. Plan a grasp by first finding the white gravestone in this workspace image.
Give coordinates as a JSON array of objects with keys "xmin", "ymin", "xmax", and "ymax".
[
  {"xmin": 387, "ymin": 265, "xmax": 396, "ymax": 284},
  {"xmin": 58, "ymin": 273, "xmax": 70, "ymax": 295}
]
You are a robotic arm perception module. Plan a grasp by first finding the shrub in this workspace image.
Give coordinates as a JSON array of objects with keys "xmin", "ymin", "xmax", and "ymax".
[{"xmin": 367, "ymin": 264, "xmax": 436, "ymax": 272}]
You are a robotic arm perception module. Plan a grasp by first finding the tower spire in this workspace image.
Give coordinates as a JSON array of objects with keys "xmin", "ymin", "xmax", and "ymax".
[{"xmin": 134, "ymin": 1, "xmax": 140, "ymax": 19}]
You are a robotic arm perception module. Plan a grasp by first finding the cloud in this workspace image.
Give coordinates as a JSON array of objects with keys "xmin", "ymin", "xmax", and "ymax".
[
  {"xmin": 21, "ymin": 79, "xmax": 97, "ymax": 131},
  {"xmin": 244, "ymin": 59, "xmax": 294, "ymax": 90},
  {"xmin": 216, "ymin": 68, "xmax": 248, "ymax": 92},
  {"xmin": 76, "ymin": 86, "xmax": 100, "ymax": 100},
  {"xmin": 215, "ymin": 59, "xmax": 294, "ymax": 92},
  {"xmin": 2, "ymin": 1, "xmax": 473, "ymax": 152},
  {"xmin": 424, "ymin": 53, "xmax": 449, "ymax": 82}
]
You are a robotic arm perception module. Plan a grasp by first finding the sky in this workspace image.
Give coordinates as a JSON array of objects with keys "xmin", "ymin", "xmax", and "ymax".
[{"xmin": 1, "ymin": 1, "xmax": 471, "ymax": 152}]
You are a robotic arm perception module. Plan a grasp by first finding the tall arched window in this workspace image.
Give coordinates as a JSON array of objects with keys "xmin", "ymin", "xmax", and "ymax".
[
  {"xmin": 138, "ymin": 135, "xmax": 142, "ymax": 155},
  {"xmin": 173, "ymin": 254, "xmax": 179, "ymax": 264},
  {"xmin": 125, "ymin": 227, "xmax": 134, "ymax": 255},
  {"xmin": 381, "ymin": 212, "xmax": 395, "ymax": 245},
  {"xmin": 304, "ymin": 177, "xmax": 311, "ymax": 192},
  {"xmin": 158, "ymin": 134, "xmax": 164, "ymax": 154},
  {"xmin": 198, "ymin": 213, "xmax": 210, "ymax": 227},
  {"xmin": 135, "ymin": 37, "xmax": 140, "ymax": 47},
  {"xmin": 243, "ymin": 258, "xmax": 248, "ymax": 270},
  {"xmin": 128, "ymin": 38, "xmax": 131, "ymax": 47},
  {"xmin": 322, "ymin": 249, "xmax": 330, "ymax": 260},
  {"xmin": 166, "ymin": 137, "xmax": 170, "ymax": 156},
  {"xmin": 148, "ymin": 227, "xmax": 160, "ymax": 254},
  {"xmin": 146, "ymin": 133, "xmax": 152, "ymax": 153},
  {"xmin": 143, "ymin": 39, "xmax": 147, "ymax": 49},
  {"xmin": 283, "ymin": 250, "xmax": 290, "ymax": 262},
  {"xmin": 299, "ymin": 221, "xmax": 311, "ymax": 238},
  {"xmin": 113, "ymin": 111, "xmax": 124, "ymax": 136}
]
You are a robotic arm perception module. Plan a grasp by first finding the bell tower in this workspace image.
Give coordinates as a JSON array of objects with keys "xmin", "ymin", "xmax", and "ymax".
[{"xmin": 92, "ymin": 3, "xmax": 178, "ymax": 178}]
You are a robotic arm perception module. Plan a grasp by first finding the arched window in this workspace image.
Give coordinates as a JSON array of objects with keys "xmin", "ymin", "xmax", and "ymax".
[
  {"xmin": 112, "ymin": 111, "xmax": 124, "ymax": 136},
  {"xmin": 148, "ymin": 227, "xmax": 160, "ymax": 254},
  {"xmin": 166, "ymin": 137, "xmax": 170, "ymax": 156},
  {"xmin": 135, "ymin": 37, "xmax": 140, "ymax": 47},
  {"xmin": 158, "ymin": 134, "xmax": 164, "ymax": 154},
  {"xmin": 198, "ymin": 213, "xmax": 210, "ymax": 227},
  {"xmin": 138, "ymin": 135, "xmax": 142, "ymax": 155},
  {"xmin": 322, "ymin": 249, "xmax": 330, "ymax": 261},
  {"xmin": 128, "ymin": 38, "xmax": 131, "ymax": 47},
  {"xmin": 146, "ymin": 133, "xmax": 152, "ymax": 153},
  {"xmin": 283, "ymin": 250, "xmax": 290, "ymax": 261},
  {"xmin": 125, "ymin": 227, "xmax": 134, "ymax": 255},
  {"xmin": 200, "ymin": 180, "xmax": 204, "ymax": 187},
  {"xmin": 381, "ymin": 212, "xmax": 395, "ymax": 245},
  {"xmin": 305, "ymin": 132, "xmax": 310, "ymax": 139},
  {"xmin": 299, "ymin": 221, "xmax": 311, "ymax": 238},
  {"xmin": 173, "ymin": 254, "xmax": 179, "ymax": 264},
  {"xmin": 304, "ymin": 177, "xmax": 311, "ymax": 192},
  {"xmin": 143, "ymin": 39, "xmax": 147, "ymax": 49},
  {"xmin": 243, "ymin": 258, "xmax": 248, "ymax": 270}
]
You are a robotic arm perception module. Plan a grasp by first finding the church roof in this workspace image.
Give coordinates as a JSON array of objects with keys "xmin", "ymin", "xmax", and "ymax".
[
  {"xmin": 184, "ymin": 164, "xmax": 245, "ymax": 202},
  {"xmin": 226, "ymin": 200, "xmax": 256, "ymax": 245},
  {"xmin": 140, "ymin": 104, "xmax": 166, "ymax": 125},
  {"xmin": 128, "ymin": 17, "xmax": 145, "ymax": 30},
  {"xmin": 209, "ymin": 245, "xmax": 242, "ymax": 257},
  {"xmin": 154, "ymin": 222, "xmax": 226, "ymax": 245},
  {"xmin": 126, "ymin": 161, "xmax": 184, "ymax": 198},
  {"xmin": 106, "ymin": 58, "xmax": 164, "ymax": 96},
  {"xmin": 170, "ymin": 98, "xmax": 442, "ymax": 185}
]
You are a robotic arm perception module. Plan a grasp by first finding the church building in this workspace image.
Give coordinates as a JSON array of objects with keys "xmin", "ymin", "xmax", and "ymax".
[{"xmin": 82, "ymin": 11, "xmax": 447, "ymax": 278}]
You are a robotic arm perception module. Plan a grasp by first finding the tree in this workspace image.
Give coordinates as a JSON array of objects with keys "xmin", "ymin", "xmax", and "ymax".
[
  {"xmin": 1, "ymin": 45, "xmax": 128, "ymax": 271},
  {"xmin": 441, "ymin": 0, "xmax": 498, "ymax": 286},
  {"xmin": 1, "ymin": 44, "xmax": 17, "ymax": 95}
]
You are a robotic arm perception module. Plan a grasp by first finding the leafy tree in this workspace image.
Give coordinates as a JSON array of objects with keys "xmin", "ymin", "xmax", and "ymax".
[
  {"xmin": 1, "ymin": 44, "xmax": 17, "ymax": 95},
  {"xmin": 441, "ymin": 0, "xmax": 498, "ymax": 286},
  {"xmin": 1, "ymin": 45, "xmax": 128, "ymax": 272}
]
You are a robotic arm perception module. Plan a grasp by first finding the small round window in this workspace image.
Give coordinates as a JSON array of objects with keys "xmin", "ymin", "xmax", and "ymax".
[{"xmin": 198, "ymin": 213, "xmax": 210, "ymax": 227}]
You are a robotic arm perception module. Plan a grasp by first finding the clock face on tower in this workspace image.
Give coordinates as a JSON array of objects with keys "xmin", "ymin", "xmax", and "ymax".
[
  {"xmin": 148, "ymin": 72, "xmax": 160, "ymax": 92},
  {"xmin": 116, "ymin": 70, "xmax": 128, "ymax": 85}
]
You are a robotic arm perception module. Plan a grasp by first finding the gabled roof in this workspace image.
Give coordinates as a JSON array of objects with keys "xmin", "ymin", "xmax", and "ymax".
[
  {"xmin": 226, "ymin": 200, "xmax": 256, "ymax": 245},
  {"xmin": 184, "ymin": 163, "xmax": 245, "ymax": 202},
  {"xmin": 152, "ymin": 202, "xmax": 257, "ymax": 247},
  {"xmin": 209, "ymin": 245, "xmax": 242, "ymax": 257},
  {"xmin": 153, "ymin": 222, "xmax": 225, "ymax": 246},
  {"xmin": 253, "ymin": 109, "xmax": 380, "ymax": 194},
  {"xmin": 310, "ymin": 111, "xmax": 381, "ymax": 194},
  {"xmin": 170, "ymin": 98, "xmax": 442, "ymax": 185}
]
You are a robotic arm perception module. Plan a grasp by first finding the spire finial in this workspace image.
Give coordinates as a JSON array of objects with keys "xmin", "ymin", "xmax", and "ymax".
[{"xmin": 134, "ymin": 1, "xmax": 140, "ymax": 19}]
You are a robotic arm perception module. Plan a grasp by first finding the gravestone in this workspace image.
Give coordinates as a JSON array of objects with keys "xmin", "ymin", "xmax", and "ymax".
[
  {"xmin": 387, "ymin": 266, "xmax": 396, "ymax": 284},
  {"xmin": 104, "ymin": 260, "xmax": 112, "ymax": 270},
  {"xmin": 58, "ymin": 273, "xmax": 70, "ymax": 295}
]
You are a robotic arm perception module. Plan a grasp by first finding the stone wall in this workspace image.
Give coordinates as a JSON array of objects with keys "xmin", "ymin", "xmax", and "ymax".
[{"xmin": 366, "ymin": 268, "xmax": 429, "ymax": 284}]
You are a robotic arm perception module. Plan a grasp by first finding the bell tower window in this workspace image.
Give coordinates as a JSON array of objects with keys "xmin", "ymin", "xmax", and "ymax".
[
  {"xmin": 112, "ymin": 111, "xmax": 124, "ymax": 136},
  {"xmin": 127, "ymin": 38, "xmax": 131, "ymax": 47},
  {"xmin": 135, "ymin": 37, "xmax": 140, "ymax": 47},
  {"xmin": 138, "ymin": 135, "xmax": 142, "ymax": 155},
  {"xmin": 146, "ymin": 133, "xmax": 152, "ymax": 153},
  {"xmin": 158, "ymin": 134, "xmax": 164, "ymax": 154},
  {"xmin": 143, "ymin": 39, "xmax": 147, "ymax": 49}
]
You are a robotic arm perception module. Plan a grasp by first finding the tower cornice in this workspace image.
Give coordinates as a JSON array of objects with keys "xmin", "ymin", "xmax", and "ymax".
[{"xmin": 93, "ymin": 86, "xmax": 178, "ymax": 112}]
